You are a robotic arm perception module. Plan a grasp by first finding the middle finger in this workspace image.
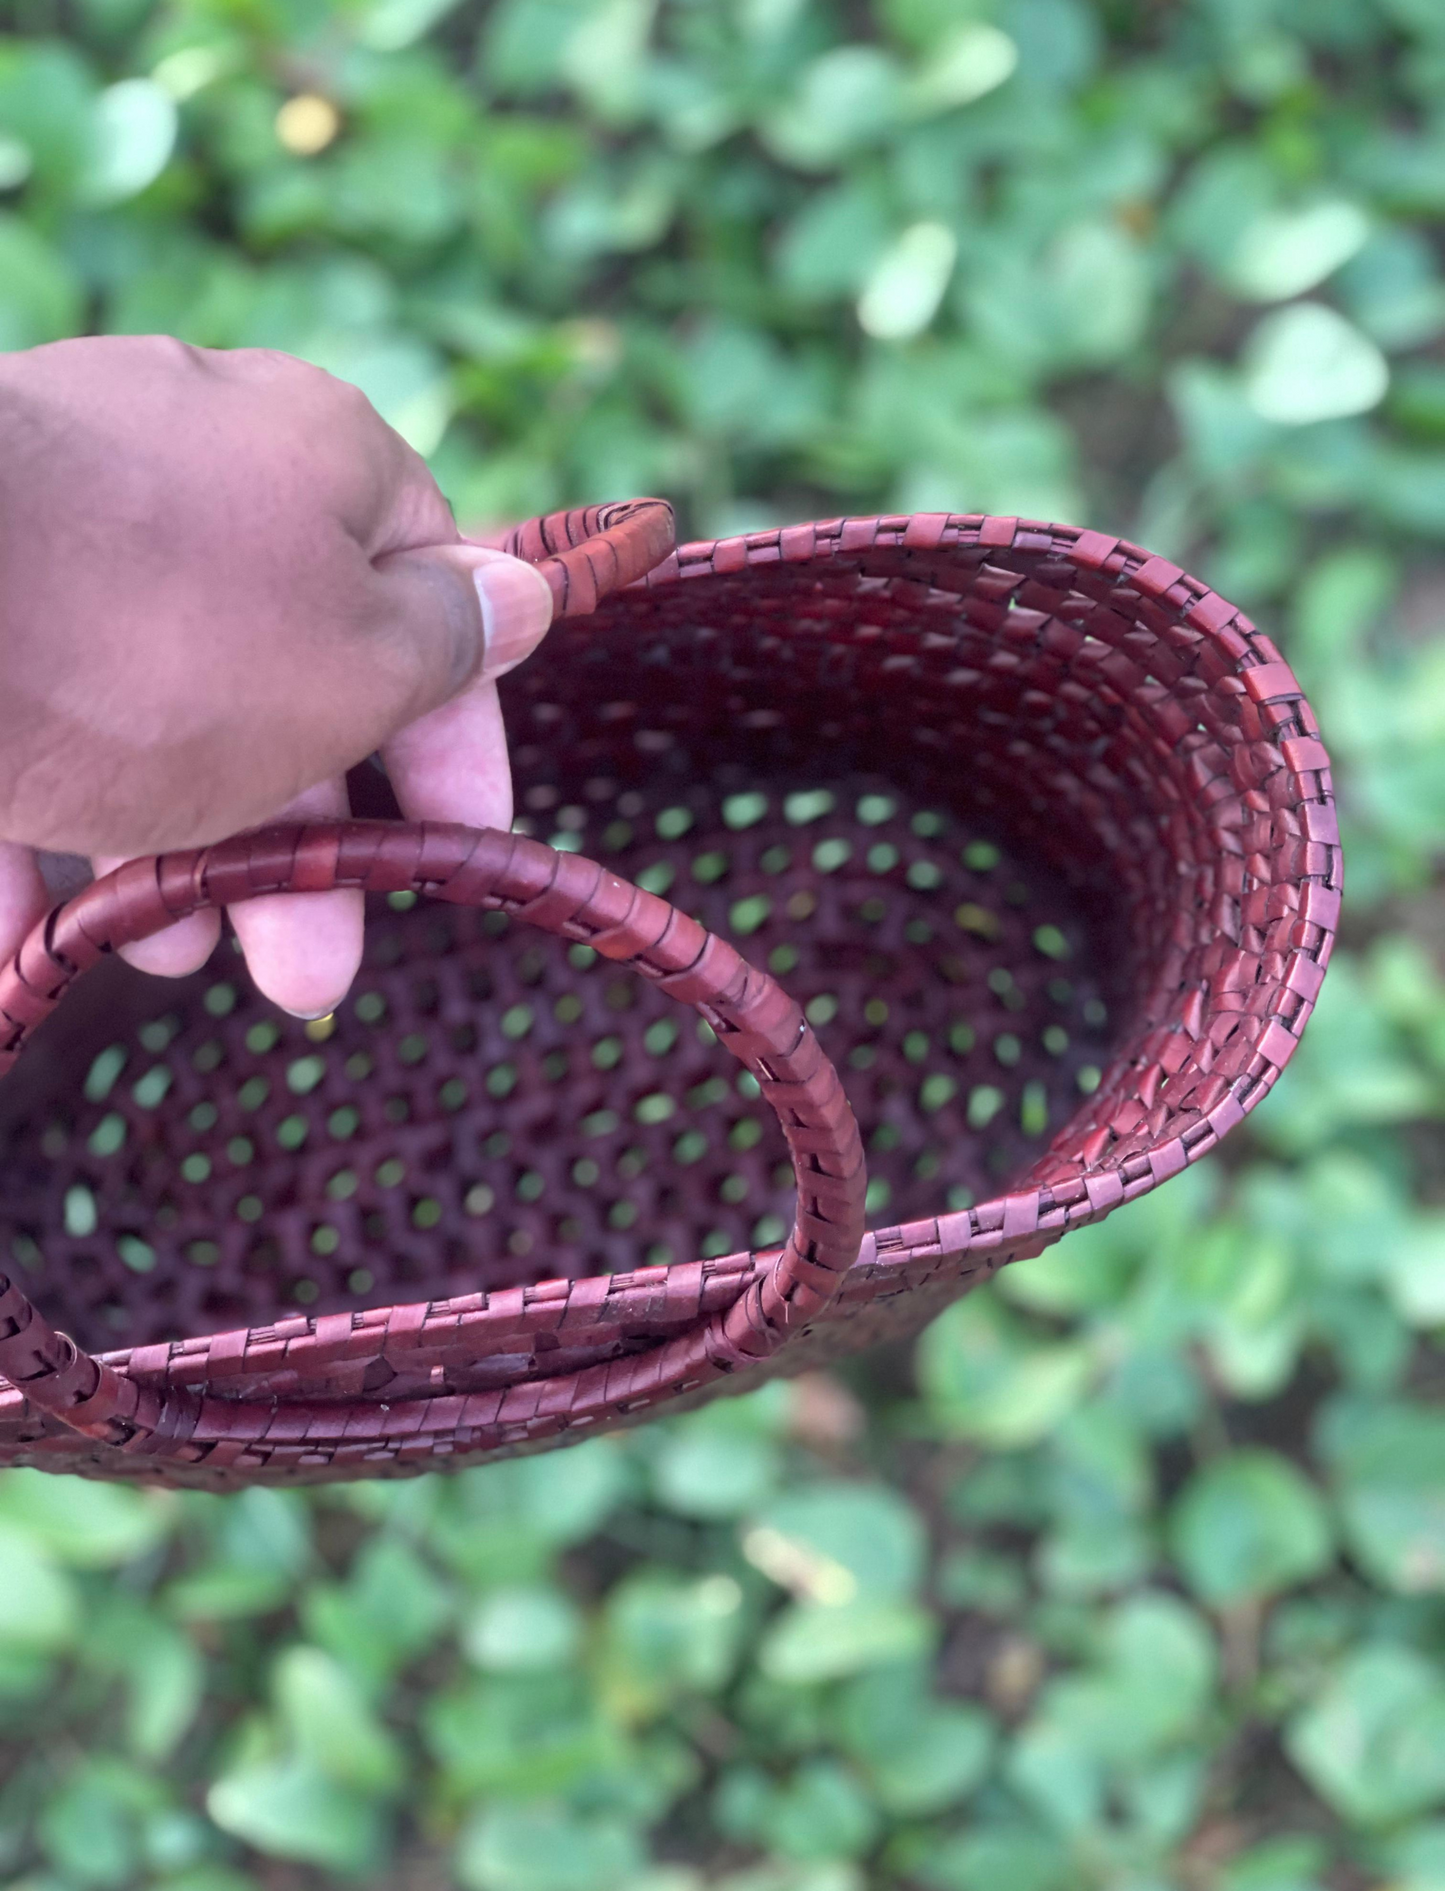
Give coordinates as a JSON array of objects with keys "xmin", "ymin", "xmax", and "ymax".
[{"xmin": 228, "ymin": 776, "xmax": 365, "ymax": 1020}]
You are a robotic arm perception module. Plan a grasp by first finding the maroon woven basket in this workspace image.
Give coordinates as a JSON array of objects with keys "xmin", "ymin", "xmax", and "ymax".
[{"xmin": 0, "ymin": 499, "xmax": 1338, "ymax": 1487}]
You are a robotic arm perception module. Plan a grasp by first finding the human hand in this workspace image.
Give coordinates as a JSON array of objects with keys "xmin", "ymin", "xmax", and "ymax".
[{"xmin": 0, "ymin": 335, "xmax": 553, "ymax": 1018}]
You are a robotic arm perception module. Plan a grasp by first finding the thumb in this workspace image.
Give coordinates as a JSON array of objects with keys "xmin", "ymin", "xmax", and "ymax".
[{"xmin": 369, "ymin": 542, "xmax": 555, "ymax": 719}]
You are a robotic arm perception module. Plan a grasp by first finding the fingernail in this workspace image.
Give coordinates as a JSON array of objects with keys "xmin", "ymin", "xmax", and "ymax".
[
  {"xmin": 282, "ymin": 1005, "xmax": 334, "ymax": 1022},
  {"xmin": 474, "ymin": 556, "xmax": 554, "ymax": 680}
]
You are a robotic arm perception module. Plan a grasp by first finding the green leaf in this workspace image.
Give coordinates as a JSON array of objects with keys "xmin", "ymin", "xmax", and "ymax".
[
  {"xmin": 543, "ymin": 154, "xmax": 678, "ymax": 260},
  {"xmin": 144, "ymin": 1868, "xmax": 259, "ymax": 1891},
  {"xmin": 1036, "ymin": 1404, "xmax": 1155, "ymax": 1597},
  {"xmin": 835, "ymin": 1664, "xmax": 995, "ymax": 1813},
  {"xmin": 125, "ymin": 1626, "xmax": 204, "ymax": 1761},
  {"xmin": 650, "ymin": 1425, "xmax": 780, "ymax": 1519},
  {"xmin": 557, "ymin": 0, "xmax": 657, "ymax": 124},
  {"xmin": 36, "ymin": 1762, "xmax": 155, "ymax": 1890},
  {"xmin": 1243, "ymin": 304, "xmax": 1389, "ymax": 425},
  {"xmin": 746, "ymin": 1482, "xmax": 926, "ymax": 1602},
  {"xmin": 937, "ymin": 1545, "xmax": 1029, "ymax": 1614},
  {"xmin": 1172, "ymin": 142, "xmax": 1276, "ymax": 265},
  {"xmin": 1337, "ymin": 226, "xmax": 1445, "ymax": 350},
  {"xmin": 358, "ymin": 0, "xmax": 467, "ymax": 53},
  {"xmin": 600, "ymin": 1571, "xmax": 745, "ymax": 1714},
  {"xmin": 914, "ymin": 1822, "xmax": 1077, "ymax": 1891},
  {"xmin": 1221, "ymin": 1834, "xmax": 1330, "ymax": 1891},
  {"xmin": 447, "ymin": 1439, "xmax": 630, "ymax": 1551},
  {"xmin": 165, "ymin": 1492, "xmax": 310, "ymax": 1616},
  {"xmin": 762, "ymin": 1759, "xmax": 880, "ymax": 1861},
  {"xmin": 457, "ymin": 1804, "xmax": 644, "ymax": 1891},
  {"xmin": 1170, "ymin": 1450, "xmax": 1333, "ymax": 1605},
  {"xmin": 0, "ymin": 1522, "xmax": 79, "ymax": 1650},
  {"xmin": 857, "ymin": 221, "xmax": 957, "ymax": 341},
  {"xmin": 895, "ymin": 403, "xmax": 1083, "ymax": 525},
  {"xmin": 1038, "ymin": 1514, "xmax": 1152, "ymax": 1599},
  {"xmin": 207, "ymin": 1757, "xmax": 386, "ymax": 1872},
  {"xmin": 273, "ymin": 1646, "xmax": 405, "ymax": 1792},
  {"xmin": 1374, "ymin": 1821, "xmax": 1445, "ymax": 1891},
  {"xmin": 1384, "ymin": 1215, "xmax": 1445, "ymax": 1327},
  {"xmin": 869, "ymin": 1702, "xmax": 995, "ymax": 1815},
  {"xmin": 423, "ymin": 1673, "xmax": 614, "ymax": 1798},
  {"xmin": 670, "ymin": 319, "xmax": 829, "ymax": 453},
  {"xmin": 994, "ymin": 1219, "xmax": 1139, "ymax": 1318},
  {"xmin": 481, "ymin": 0, "xmax": 603, "ymax": 94},
  {"xmin": 761, "ymin": 47, "xmax": 904, "ymax": 170},
  {"xmin": 1223, "ymin": 200, "xmax": 1371, "ymax": 302},
  {"xmin": 82, "ymin": 77, "xmax": 176, "ymax": 203},
  {"xmin": 775, "ymin": 179, "xmax": 892, "ymax": 301},
  {"xmin": 917, "ymin": 1291, "xmax": 1094, "ymax": 1447},
  {"xmin": 1287, "ymin": 1645, "xmax": 1445, "ymax": 1826},
  {"xmin": 1169, "ymin": 358, "xmax": 1281, "ymax": 482},
  {"xmin": 0, "ymin": 1470, "xmax": 169, "ymax": 1567},
  {"xmin": 302, "ymin": 1535, "xmax": 452, "ymax": 1686},
  {"xmin": 1016, "ymin": 1592, "xmax": 1216, "ymax": 1775},
  {"xmin": 962, "ymin": 222, "xmax": 1152, "ymax": 374},
  {"xmin": 0, "ymin": 213, "xmax": 82, "ymax": 350},
  {"xmin": 164, "ymin": 1565, "xmax": 295, "ymax": 1621},
  {"xmin": 1318, "ymin": 1399, "xmax": 1445, "ymax": 1594},
  {"xmin": 465, "ymin": 1587, "xmax": 583, "ymax": 1672},
  {"xmin": 0, "ymin": 39, "xmax": 95, "ymax": 195},
  {"xmin": 1288, "ymin": 544, "xmax": 1398, "ymax": 685},
  {"xmin": 907, "ymin": 23, "xmax": 1019, "ymax": 112},
  {"xmin": 759, "ymin": 1598, "xmax": 935, "ymax": 1683},
  {"xmin": 218, "ymin": 1486, "xmax": 313, "ymax": 1575}
]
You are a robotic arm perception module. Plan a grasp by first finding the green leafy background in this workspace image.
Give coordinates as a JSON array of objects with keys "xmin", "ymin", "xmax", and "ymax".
[{"xmin": 2, "ymin": 0, "xmax": 1444, "ymax": 1886}]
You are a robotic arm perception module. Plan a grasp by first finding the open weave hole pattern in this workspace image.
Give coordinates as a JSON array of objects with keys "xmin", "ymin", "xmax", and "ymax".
[
  {"xmin": 0, "ymin": 791, "xmax": 1109, "ymax": 1360},
  {"xmin": 0, "ymin": 510, "xmax": 1337, "ymax": 1485}
]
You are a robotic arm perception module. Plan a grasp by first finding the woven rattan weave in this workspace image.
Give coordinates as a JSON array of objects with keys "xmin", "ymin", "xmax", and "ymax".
[{"xmin": 0, "ymin": 500, "xmax": 1338, "ymax": 1486}]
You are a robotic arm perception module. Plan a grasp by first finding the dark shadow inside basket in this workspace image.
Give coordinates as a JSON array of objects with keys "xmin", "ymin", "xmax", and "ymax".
[{"xmin": 0, "ymin": 546, "xmax": 1168, "ymax": 1355}]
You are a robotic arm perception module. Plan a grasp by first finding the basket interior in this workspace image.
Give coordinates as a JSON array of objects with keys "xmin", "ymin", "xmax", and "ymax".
[{"xmin": 0, "ymin": 542, "xmax": 1170, "ymax": 1356}]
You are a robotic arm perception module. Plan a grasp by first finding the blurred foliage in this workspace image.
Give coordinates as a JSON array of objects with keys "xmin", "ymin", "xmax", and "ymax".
[{"xmin": 1, "ymin": 0, "xmax": 1444, "ymax": 1885}]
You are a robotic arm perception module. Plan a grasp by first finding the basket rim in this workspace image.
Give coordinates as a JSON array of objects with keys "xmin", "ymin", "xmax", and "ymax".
[{"xmin": 614, "ymin": 506, "xmax": 1338, "ymax": 1270}]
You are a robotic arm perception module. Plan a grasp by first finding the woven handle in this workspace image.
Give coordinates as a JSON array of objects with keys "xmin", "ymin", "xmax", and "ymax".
[
  {"xmin": 0, "ymin": 498, "xmax": 868, "ymax": 1459},
  {"xmin": 502, "ymin": 499, "xmax": 676, "ymax": 620}
]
